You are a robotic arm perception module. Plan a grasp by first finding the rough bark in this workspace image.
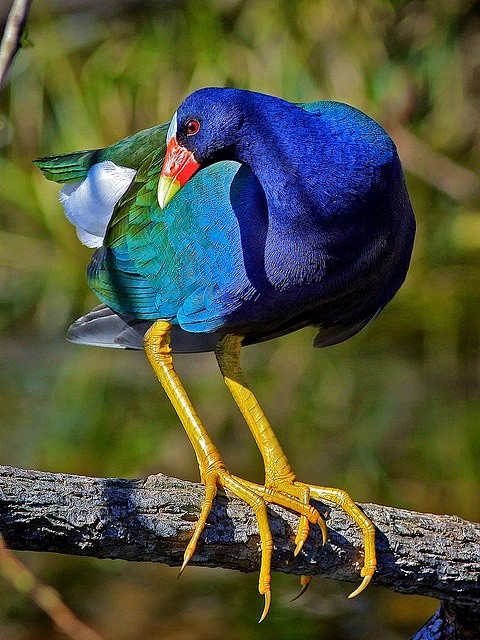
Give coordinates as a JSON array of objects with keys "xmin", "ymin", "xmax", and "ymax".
[
  {"xmin": 411, "ymin": 602, "xmax": 480, "ymax": 640},
  {"xmin": 2, "ymin": 464, "xmax": 480, "ymax": 638},
  {"xmin": 1, "ymin": 464, "xmax": 479, "ymax": 607}
]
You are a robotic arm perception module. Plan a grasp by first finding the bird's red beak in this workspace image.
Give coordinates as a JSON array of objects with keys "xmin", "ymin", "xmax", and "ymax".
[{"xmin": 157, "ymin": 135, "xmax": 201, "ymax": 209}]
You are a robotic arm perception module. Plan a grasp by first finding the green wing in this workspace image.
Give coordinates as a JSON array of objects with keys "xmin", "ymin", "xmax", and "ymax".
[{"xmin": 33, "ymin": 123, "xmax": 169, "ymax": 183}]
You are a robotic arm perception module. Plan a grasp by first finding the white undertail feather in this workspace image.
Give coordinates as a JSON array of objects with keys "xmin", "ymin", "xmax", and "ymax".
[{"xmin": 59, "ymin": 161, "xmax": 136, "ymax": 248}]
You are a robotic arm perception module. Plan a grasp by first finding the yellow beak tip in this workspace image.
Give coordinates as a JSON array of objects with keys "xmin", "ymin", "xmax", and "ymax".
[{"xmin": 157, "ymin": 176, "xmax": 181, "ymax": 210}]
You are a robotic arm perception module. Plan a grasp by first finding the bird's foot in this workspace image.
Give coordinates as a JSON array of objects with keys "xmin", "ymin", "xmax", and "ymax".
[
  {"xmin": 265, "ymin": 478, "xmax": 376, "ymax": 598},
  {"xmin": 307, "ymin": 482, "xmax": 376, "ymax": 597},
  {"xmin": 184, "ymin": 470, "xmax": 375, "ymax": 618},
  {"xmin": 182, "ymin": 466, "xmax": 322, "ymax": 622}
]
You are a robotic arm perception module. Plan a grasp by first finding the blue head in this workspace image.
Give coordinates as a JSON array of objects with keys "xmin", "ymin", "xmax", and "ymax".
[{"xmin": 157, "ymin": 87, "xmax": 399, "ymax": 224}]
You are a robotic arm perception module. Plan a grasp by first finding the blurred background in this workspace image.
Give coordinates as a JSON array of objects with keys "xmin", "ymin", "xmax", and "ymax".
[{"xmin": 1, "ymin": 0, "xmax": 479, "ymax": 638}]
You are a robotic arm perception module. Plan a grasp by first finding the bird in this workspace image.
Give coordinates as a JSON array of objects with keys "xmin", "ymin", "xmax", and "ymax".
[{"xmin": 34, "ymin": 87, "xmax": 415, "ymax": 621}]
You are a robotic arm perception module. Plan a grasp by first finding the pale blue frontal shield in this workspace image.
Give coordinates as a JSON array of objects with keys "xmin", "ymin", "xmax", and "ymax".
[{"xmin": 166, "ymin": 111, "xmax": 177, "ymax": 143}]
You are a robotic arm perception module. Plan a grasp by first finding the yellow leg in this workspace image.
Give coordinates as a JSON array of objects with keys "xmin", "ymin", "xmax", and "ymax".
[
  {"xmin": 215, "ymin": 334, "xmax": 376, "ymax": 596},
  {"xmin": 144, "ymin": 321, "xmax": 318, "ymax": 620}
]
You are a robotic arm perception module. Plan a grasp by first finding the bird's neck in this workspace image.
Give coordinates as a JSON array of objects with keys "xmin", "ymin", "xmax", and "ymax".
[
  {"xmin": 233, "ymin": 119, "xmax": 333, "ymax": 286},
  {"xmin": 233, "ymin": 108, "xmax": 337, "ymax": 232}
]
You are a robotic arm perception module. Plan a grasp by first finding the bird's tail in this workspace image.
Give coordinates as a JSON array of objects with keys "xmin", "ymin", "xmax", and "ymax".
[
  {"xmin": 67, "ymin": 304, "xmax": 151, "ymax": 350},
  {"xmin": 33, "ymin": 149, "xmax": 101, "ymax": 183}
]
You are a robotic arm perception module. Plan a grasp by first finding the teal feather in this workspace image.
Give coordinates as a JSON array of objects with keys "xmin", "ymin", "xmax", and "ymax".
[{"xmin": 90, "ymin": 153, "xmax": 254, "ymax": 327}]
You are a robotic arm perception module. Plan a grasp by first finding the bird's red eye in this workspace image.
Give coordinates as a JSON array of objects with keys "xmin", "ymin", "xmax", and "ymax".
[{"xmin": 185, "ymin": 119, "xmax": 200, "ymax": 136}]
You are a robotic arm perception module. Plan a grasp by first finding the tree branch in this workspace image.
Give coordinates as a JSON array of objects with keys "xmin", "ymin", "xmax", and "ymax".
[
  {"xmin": 1, "ymin": 463, "xmax": 479, "ymax": 610},
  {"xmin": 2, "ymin": 464, "xmax": 480, "ymax": 638},
  {"xmin": 0, "ymin": 0, "xmax": 33, "ymax": 92},
  {"xmin": 392, "ymin": 125, "xmax": 480, "ymax": 204},
  {"xmin": 412, "ymin": 602, "xmax": 480, "ymax": 640}
]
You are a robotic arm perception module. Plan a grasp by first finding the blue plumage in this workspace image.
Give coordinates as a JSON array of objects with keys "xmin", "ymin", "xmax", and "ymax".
[{"xmin": 36, "ymin": 89, "xmax": 415, "ymax": 350}]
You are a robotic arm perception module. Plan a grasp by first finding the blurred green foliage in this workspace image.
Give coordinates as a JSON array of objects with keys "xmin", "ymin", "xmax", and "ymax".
[{"xmin": 0, "ymin": 0, "xmax": 479, "ymax": 638}]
